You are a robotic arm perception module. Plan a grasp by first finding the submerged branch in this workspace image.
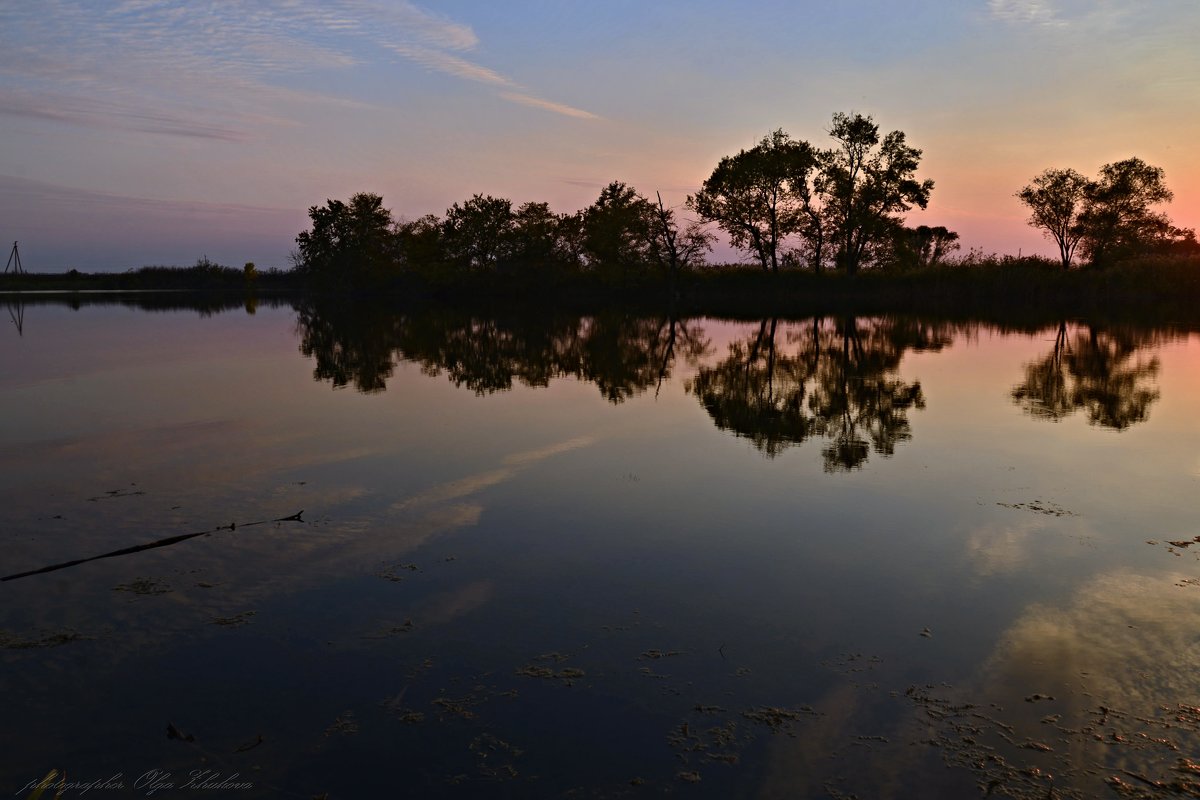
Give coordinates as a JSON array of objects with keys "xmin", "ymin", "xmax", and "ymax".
[{"xmin": 1, "ymin": 511, "xmax": 305, "ymax": 582}]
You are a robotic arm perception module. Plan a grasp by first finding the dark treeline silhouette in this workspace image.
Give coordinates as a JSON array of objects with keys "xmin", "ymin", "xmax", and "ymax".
[
  {"xmin": 293, "ymin": 181, "xmax": 712, "ymax": 291},
  {"xmin": 1011, "ymin": 323, "xmax": 1164, "ymax": 430},
  {"xmin": 0, "ymin": 258, "xmax": 300, "ymax": 295},
  {"xmin": 5, "ymin": 114, "xmax": 1196, "ymax": 314},
  {"xmin": 284, "ymin": 111, "xmax": 1197, "ymax": 307},
  {"xmin": 291, "ymin": 112, "xmax": 951, "ymax": 285}
]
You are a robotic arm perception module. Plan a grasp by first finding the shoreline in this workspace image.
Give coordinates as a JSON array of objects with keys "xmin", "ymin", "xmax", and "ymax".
[{"xmin": 3, "ymin": 255, "xmax": 1199, "ymax": 327}]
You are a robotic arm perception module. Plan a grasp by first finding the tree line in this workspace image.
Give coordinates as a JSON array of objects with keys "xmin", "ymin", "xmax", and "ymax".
[
  {"xmin": 294, "ymin": 182, "xmax": 712, "ymax": 288},
  {"xmin": 292, "ymin": 111, "xmax": 1195, "ymax": 285}
]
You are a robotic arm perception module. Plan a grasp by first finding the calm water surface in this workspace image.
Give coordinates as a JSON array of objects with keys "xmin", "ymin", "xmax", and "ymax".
[{"xmin": 1, "ymin": 300, "xmax": 1198, "ymax": 799}]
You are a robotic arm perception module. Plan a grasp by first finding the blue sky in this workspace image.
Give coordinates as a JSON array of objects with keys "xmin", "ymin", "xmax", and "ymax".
[{"xmin": 2, "ymin": 0, "xmax": 1197, "ymax": 270}]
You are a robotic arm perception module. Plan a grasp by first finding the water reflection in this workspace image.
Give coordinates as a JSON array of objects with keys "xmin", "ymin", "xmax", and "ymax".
[
  {"xmin": 1011, "ymin": 322, "xmax": 1162, "ymax": 430},
  {"xmin": 686, "ymin": 317, "xmax": 945, "ymax": 469},
  {"xmin": 293, "ymin": 304, "xmax": 957, "ymax": 469},
  {"xmin": 292, "ymin": 305, "xmax": 1181, "ymax": 469},
  {"xmin": 3, "ymin": 298, "xmax": 1200, "ymax": 797},
  {"xmin": 294, "ymin": 300, "xmax": 711, "ymax": 400},
  {"xmin": 5, "ymin": 298, "xmax": 23, "ymax": 335}
]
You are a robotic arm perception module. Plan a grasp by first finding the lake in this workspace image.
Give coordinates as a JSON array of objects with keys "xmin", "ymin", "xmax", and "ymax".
[{"xmin": 2, "ymin": 297, "xmax": 1198, "ymax": 799}]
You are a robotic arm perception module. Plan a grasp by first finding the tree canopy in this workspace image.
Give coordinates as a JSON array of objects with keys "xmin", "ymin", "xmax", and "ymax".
[
  {"xmin": 294, "ymin": 192, "xmax": 397, "ymax": 283},
  {"xmin": 688, "ymin": 129, "xmax": 817, "ymax": 273},
  {"xmin": 688, "ymin": 114, "xmax": 935, "ymax": 275},
  {"xmin": 1018, "ymin": 158, "xmax": 1190, "ymax": 268},
  {"xmin": 823, "ymin": 113, "xmax": 934, "ymax": 275}
]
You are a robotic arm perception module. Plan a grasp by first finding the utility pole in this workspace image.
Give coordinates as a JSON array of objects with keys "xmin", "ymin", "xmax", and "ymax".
[{"xmin": 4, "ymin": 241, "xmax": 24, "ymax": 274}]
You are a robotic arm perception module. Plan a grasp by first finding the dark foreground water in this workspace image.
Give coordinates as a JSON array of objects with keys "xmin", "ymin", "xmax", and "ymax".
[{"xmin": 2, "ymin": 298, "xmax": 1198, "ymax": 799}]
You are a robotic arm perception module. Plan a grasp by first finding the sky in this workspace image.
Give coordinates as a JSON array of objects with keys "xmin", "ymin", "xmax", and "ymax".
[{"xmin": 1, "ymin": 0, "xmax": 1198, "ymax": 271}]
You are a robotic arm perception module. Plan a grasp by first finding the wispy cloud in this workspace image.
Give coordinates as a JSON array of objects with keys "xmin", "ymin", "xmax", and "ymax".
[
  {"xmin": 500, "ymin": 92, "xmax": 600, "ymax": 120},
  {"xmin": 987, "ymin": 0, "xmax": 1066, "ymax": 27},
  {"xmin": 0, "ymin": 0, "xmax": 598, "ymax": 136},
  {"xmin": 0, "ymin": 174, "xmax": 297, "ymax": 218},
  {"xmin": 0, "ymin": 88, "xmax": 251, "ymax": 142},
  {"xmin": 385, "ymin": 44, "xmax": 514, "ymax": 87}
]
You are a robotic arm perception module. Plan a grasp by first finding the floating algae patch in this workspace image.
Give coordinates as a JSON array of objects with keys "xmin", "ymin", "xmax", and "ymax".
[
  {"xmin": 661, "ymin": 701, "xmax": 826, "ymax": 786},
  {"xmin": 468, "ymin": 733, "xmax": 524, "ymax": 782},
  {"xmin": 905, "ymin": 685, "xmax": 1200, "ymax": 800},
  {"xmin": 323, "ymin": 711, "xmax": 358, "ymax": 737},
  {"xmin": 516, "ymin": 652, "xmax": 587, "ymax": 686},
  {"xmin": 378, "ymin": 562, "xmax": 420, "ymax": 582},
  {"xmin": 363, "ymin": 618, "xmax": 414, "ymax": 638},
  {"xmin": 431, "ymin": 684, "xmax": 519, "ymax": 721},
  {"xmin": 209, "ymin": 610, "xmax": 256, "ymax": 627},
  {"xmin": 667, "ymin": 719, "xmax": 744, "ymax": 766},
  {"xmin": 113, "ymin": 577, "xmax": 172, "ymax": 595},
  {"xmin": 898, "ymin": 571, "xmax": 1200, "ymax": 798},
  {"xmin": 741, "ymin": 705, "xmax": 822, "ymax": 734},
  {"xmin": 639, "ymin": 649, "xmax": 685, "ymax": 660},
  {"xmin": 0, "ymin": 628, "xmax": 85, "ymax": 649},
  {"xmin": 997, "ymin": 500, "xmax": 1079, "ymax": 517}
]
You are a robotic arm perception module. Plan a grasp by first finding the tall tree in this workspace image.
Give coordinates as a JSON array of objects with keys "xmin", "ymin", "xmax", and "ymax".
[
  {"xmin": 553, "ymin": 211, "xmax": 588, "ymax": 271},
  {"xmin": 294, "ymin": 192, "xmax": 398, "ymax": 282},
  {"xmin": 689, "ymin": 129, "xmax": 818, "ymax": 272},
  {"xmin": 650, "ymin": 192, "xmax": 714, "ymax": 283},
  {"xmin": 508, "ymin": 201, "xmax": 561, "ymax": 271},
  {"xmin": 1016, "ymin": 168, "xmax": 1090, "ymax": 270},
  {"xmin": 582, "ymin": 181, "xmax": 656, "ymax": 281},
  {"xmin": 822, "ymin": 113, "xmax": 933, "ymax": 275},
  {"xmin": 1079, "ymin": 158, "xmax": 1173, "ymax": 266},
  {"xmin": 442, "ymin": 194, "xmax": 516, "ymax": 271}
]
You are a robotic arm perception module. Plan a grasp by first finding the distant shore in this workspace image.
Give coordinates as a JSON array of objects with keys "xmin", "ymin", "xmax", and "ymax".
[{"xmin": 3, "ymin": 255, "xmax": 1199, "ymax": 325}]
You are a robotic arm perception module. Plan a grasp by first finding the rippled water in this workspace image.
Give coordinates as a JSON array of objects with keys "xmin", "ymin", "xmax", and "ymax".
[{"xmin": 2, "ymin": 299, "xmax": 1198, "ymax": 798}]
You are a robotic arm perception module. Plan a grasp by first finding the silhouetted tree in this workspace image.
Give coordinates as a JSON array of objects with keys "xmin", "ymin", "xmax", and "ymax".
[
  {"xmin": 1017, "ymin": 168, "xmax": 1090, "ymax": 270},
  {"xmin": 1079, "ymin": 158, "xmax": 1173, "ymax": 266},
  {"xmin": 554, "ymin": 211, "xmax": 588, "ymax": 271},
  {"xmin": 822, "ymin": 113, "xmax": 933, "ymax": 275},
  {"xmin": 650, "ymin": 192, "xmax": 715, "ymax": 283},
  {"xmin": 294, "ymin": 193, "xmax": 399, "ymax": 283},
  {"xmin": 507, "ymin": 201, "xmax": 560, "ymax": 271},
  {"xmin": 442, "ymin": 194, "xmax": 516, "ymax": 271},
  {"xmin": 891, "ymin": 225, "xmax": 960, "ymax": 270},
  {"xmin": 689, "ymin": 129, "xmax": 818, "ymax": 272},
  {"xmin": 582, "ymin": 182, "xmax": 657, "ymax": 283},
  {"xmin": 395, "ymin": 213, "xmax": 447, "ymax": 279},
  {"xmin": 1019, "ymin": 158, "xmax": 1186, "ymax": 268}
]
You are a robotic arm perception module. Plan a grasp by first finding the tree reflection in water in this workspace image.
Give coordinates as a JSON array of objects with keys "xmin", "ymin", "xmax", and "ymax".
[
  {"xmin": 294, "ymin": 303, "xmax": 1173, "ymax": 473},
  {"xmin": 686, "ymin": 316, "xmax": 946, "ymax": 470},
  {"xmin": 1011, "ymin": 322, "xmax": 1162, "ymax": 430},
  {"xmin": 294, "ymin": 300, "xmax": 710, "ymax": 402}
]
